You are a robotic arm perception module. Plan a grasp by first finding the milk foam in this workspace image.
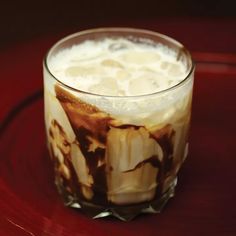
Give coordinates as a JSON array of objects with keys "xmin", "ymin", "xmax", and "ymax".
[{"xmin": 48, "ymin": 38, "xmax": 187, "ymax": 96}]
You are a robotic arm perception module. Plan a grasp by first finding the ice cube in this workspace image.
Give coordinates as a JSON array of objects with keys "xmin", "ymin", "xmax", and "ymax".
[
  {"xmin": 106, "ymin": 126, "xmax": 163, "ymax": 204},
  {"xmin": 167, "ymin": 63, "xmax": 183, "ymax": 76},
  {"xmin": 101, "ymin": 59, "xmax": 123, "ymax": 68},
  {"xmin": 167, "ymin": 79, "xmax": 175, "ymax": 86},
  {"xmin": 65, "ymin": 66, "xmax": 102, "ymax": 77},
  {"xmin": 121, "ymin": 51, "xmax": 161, "ymax": 64},
  {"xmin": 88, "ymin": 77, "xmax": 119, "ymax": 96},
  {"xmin": 115, "ymin": 69, "xmax": 130, "ymax": 81},
  {"xmin": 128, "ymin": 76, "xmax": 159, "ymax": 95},
  {"xmin": 161, "ymin": 61, "xmax": 169, "ymax": 70}
]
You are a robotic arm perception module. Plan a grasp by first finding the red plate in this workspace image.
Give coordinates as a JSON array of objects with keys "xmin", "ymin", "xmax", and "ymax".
[{"xmin": 0, "ymin": 45, "xmax": 236, "ymax": 235}]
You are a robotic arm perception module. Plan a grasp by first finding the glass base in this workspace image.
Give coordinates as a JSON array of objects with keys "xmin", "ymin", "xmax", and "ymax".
[{"xmin": 56, "ymin": 177, "xmax": 177, "ymax": 221}]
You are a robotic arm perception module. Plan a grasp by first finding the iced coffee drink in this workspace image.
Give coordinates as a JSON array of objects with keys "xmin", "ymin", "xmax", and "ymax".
[{"xmin": 43, "ymin": 28, "xmax": 194, "ymax": 220}]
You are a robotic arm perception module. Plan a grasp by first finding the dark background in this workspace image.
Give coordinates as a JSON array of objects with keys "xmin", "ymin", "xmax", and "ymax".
[{"xmin": 1, "ymin": 0, "xmax": 236, "ymax": 49}]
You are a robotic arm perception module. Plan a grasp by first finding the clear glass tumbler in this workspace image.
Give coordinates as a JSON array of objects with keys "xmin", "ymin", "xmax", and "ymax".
[{"xmin": 43, "ymin": 28, "xmax": 194, "ymax": 221}]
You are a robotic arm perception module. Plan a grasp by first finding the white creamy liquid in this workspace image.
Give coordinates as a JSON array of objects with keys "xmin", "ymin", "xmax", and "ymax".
[
  {"xmin": 44, "ymin": 35, "xmax": 193, "ymax": 209},
  {"xmin": 48, "ymin": 38, "xmax": 187, "ymax": 96}
]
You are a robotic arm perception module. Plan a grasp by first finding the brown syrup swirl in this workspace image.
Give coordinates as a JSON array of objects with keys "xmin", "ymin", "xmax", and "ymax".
[
  {"xmin": 48, "ymin": 84, "xmax": 176, "ymax": 206},
  {"xmin": 123, "ymin": 155, "xmax": 162, "ymax": 173},
  {"xmin": 48, "ymin": 121, "xmax": 79, "ymax": 199}
]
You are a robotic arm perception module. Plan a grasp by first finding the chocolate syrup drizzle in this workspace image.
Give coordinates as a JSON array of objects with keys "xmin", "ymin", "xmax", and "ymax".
[{"xmin": 50, "ymin": 84, "xmax": 175, "ymax": 206}]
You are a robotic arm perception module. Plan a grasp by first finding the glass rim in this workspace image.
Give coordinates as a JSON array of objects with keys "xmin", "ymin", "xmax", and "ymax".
[{"xmin": 43, "ymin": 27, "xmax": 195, "ymax": 98}]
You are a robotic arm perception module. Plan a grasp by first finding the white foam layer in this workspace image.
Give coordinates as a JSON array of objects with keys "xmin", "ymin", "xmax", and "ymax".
[{"xmin": 48, "ymin": 38, "xmax": 188, "ymax": 96}]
